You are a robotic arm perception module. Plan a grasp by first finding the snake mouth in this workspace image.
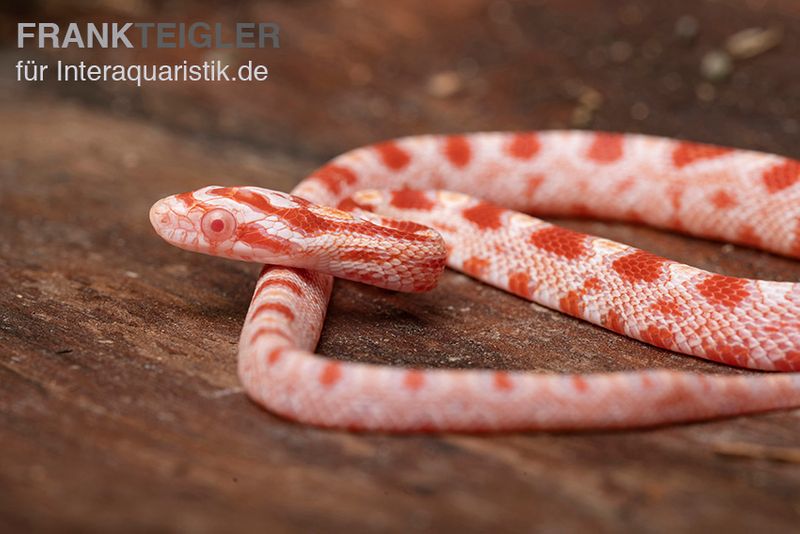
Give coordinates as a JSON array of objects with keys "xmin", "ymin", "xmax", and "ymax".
[
  {"xmin": 149, "ymin": 199, "xmax": 179, "ymax": 240},
  {"xmin": 149, "ymin": 198, "xmax": 199, "ymax": 249}
]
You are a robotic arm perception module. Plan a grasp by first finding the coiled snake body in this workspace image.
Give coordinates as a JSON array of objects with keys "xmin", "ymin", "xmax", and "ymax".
[{"xmin": 150, "ymin": 131, "xmax": 800, "ymax": 432}]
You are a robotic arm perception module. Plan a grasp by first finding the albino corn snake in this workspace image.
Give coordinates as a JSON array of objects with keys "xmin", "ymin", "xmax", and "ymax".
[{"xmin": 150, "ymin": 131, "xmax": 800, "ymax": 432}]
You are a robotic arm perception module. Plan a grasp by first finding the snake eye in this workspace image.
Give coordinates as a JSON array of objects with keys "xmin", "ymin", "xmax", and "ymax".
[{"xmin": 201, "ymin": 208, "xmax": 237, "ymax": 242}]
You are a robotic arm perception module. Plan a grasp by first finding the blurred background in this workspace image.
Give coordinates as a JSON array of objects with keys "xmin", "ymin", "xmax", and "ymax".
[
  {"xmin": 3, "ymin": 0, "xmax": 798, "ymax": 156},
  {"xmin": 2, "ymin": 1, "xmax": 800, "ymax": 532}
]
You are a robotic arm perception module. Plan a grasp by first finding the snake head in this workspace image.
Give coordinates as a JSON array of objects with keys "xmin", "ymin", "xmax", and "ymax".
[
  {"xmin": 152, "ymin": 185, "xmax": 446, "ymax": 292},
  {"xmin": 149, "ymin": 186, "xmax": 304, "ymax": 262}
]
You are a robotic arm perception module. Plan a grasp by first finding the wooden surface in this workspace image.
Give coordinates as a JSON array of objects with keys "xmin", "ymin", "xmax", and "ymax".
[{"xmin": 2, "ymin": 1, "xmax": 800, "ymax": 532}]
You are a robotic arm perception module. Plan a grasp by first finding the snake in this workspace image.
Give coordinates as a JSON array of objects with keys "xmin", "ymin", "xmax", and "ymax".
[{"xmin": 149, "ymin": 131, "xmax": 800, "ymax": 432}]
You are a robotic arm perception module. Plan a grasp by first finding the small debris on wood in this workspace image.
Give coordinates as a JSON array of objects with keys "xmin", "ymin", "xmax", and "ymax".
[
  {"xmin": 205, "ymin": 387, "xmax": 245, "ymax": 399},
  {"xmin": 570, "ymin": 87, "xmax": 603, "ymax": 127},
  {"xmin": 700, "ymin": 50, "xmax": 733, "ymax": 81},
  {"xmin": 571, "ymin": 107, "xmax": 594, "ymax": 127},
  {"xmin": 426, "ymin": 71, "xmax": 464, "ymax": 98},
  {"xmin": 712, "ymin": 441, "xmax": 800, "ymax": 464},
  {"xmin": 725, "ymin": 27, "xmax": 783, "ymax": 60},
  {"xmin": 578, "ymin": 87, "xmax": 603, "ymax": 109}
]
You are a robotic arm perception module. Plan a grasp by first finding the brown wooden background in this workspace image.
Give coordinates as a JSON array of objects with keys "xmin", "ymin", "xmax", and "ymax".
[{"xmin": 2, "ymin": 0, "xmax": 800, "ymax": 532}]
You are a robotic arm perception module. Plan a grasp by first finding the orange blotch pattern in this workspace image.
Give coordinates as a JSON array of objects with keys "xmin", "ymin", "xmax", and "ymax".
[
  {"xmin": 650, "ymin": 299, "xmax": 682, "ymax": 317},
  {"xmin": 339, "ymin": 249, "xmax": 389, "ymax": 263},
  {"xmin": 529, "ymin": 226, "xmax": 588, "ymax": 260},
  {"xmin": 462, "ymin": 201, "xmax": 506, "ymax": 230},
  {"xmin": 696, "ymin": 275, "xmax": 750, "ymax": 308},
  {"xmin": 587, "ymin": 133, "xmax": 624, "ymax": 163},
  {"xmin": 337, "ymin": 198, "xmax": 373, "ymax": 212},
  {"xmin": 380, "ymin": 218, "xmax": 432, "ymax": 234},
  {"xmin": 214, "ymin": 187, "xmax": 276, "ymax": 216},
  {"xmin": 254, "ymin": 278, "xmax": 304, "ymax": 299},
  {"xmin": 267, "ymin": 348, "xmax": 284, "ymax": 365},
  {"xmin": 175, "ymin": 191, "xmax": 195, "ymax": 207},
  {"xmin": 444, "ymin": 136, "xmax": 472, "ymax": 168},
  {"xmin": 571, "ymin": 376, "xmax": 589, "ymax": 393},
  {"xmin": 390, "ymin": 189, "xmax": 435, "ymax": 210},
  {"xmin": 462, "ymin": 256, "xmax": 490, "ymax": 277},
  {"xmin": 403, "ymin": 370, "xmax": 425, "ymax": 391},
  {"xmin": 252, "ymin": 302, "xmax": 296, "ymax": 322},
  {"xmin": 375, "ymin": 141, "xmax": 411, "ymax": 170},
  {"xmin": 493, "ymin": 372, "xmax": 514, "ymax": 391},
  {"xmin": 602, "ymin": 309, "xmax": 626, "ymax": 334},
  {"xmin": 672, "ymin": 142, "xmax": 733, "ymax": 168},
  {"xmin": 612, "ymin": 250, "xmax": 666, "ymax": 283},
  {"xmin": 319, "ymin": 362, "xmax": 342, "ymax": 387},
  {"xmin": 314, "ymin": 164, "xmax": 358, "ymax": 195},
  {"xmin": 774, "ymin": 351, "xmax": 800, "ymax": 372},
  {"xmin": 238, "ymin": 225, "xmax": 296, "ymax": 254},
  {"xmin": 508, "ymin": 272, "xmax": 531, "ymax": 298},
  {"xmin": 250, "ymin": 327, "xmax": 290, "ymax": 344},
  {"xmin": 507, "ymin": 133, "xmax": 541, "ymax": 159},
  {"xmin": 640, "ymin": 325, "xmax": 675, "ymax": 350},
  {"xmin": 710, "ymin": 190, "xmax": 737, "ymax": 209},
  {"xmin": 559, "ymin": 290, "xmax": 583, "ymax": 317},
  {"xmin": 762, "ymin": 160, "xmax": 800, "ymax": 194},
  {"xmin": 583, "ymin": 277, "xmax": 602, "ymax": 291},
  {"xmin": 737, "ymin": 225, "xmax": 762, "ymax": 248},
  {"xmin": 702, "ymin": 342, "xmax": 750, "ymax": 367}
]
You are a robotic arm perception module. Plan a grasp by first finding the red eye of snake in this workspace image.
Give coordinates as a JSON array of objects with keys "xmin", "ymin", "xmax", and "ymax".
[{"xmin": 201, "ymin": 208, "xmax": 237, "ymax": 242}]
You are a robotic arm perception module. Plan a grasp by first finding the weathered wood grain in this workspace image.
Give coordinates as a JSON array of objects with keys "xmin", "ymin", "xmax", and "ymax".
[{"xmin": 2, "ymin": 1, "xmax": 800, "ymax": 532}]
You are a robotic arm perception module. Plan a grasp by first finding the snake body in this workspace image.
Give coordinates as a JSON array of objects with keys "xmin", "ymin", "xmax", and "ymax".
[{"xmin": 150, "ymin": 131, "xmax": 800, "ymax": 432}]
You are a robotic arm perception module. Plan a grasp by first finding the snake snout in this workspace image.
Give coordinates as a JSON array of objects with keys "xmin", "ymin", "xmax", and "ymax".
[
  {"xmin": 149, "ymin": 198, "xmax": 189, "ymax": 245},
  {"xmin": 149, "ymin": 200, "xmax": 172, "ymax": 234}
]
